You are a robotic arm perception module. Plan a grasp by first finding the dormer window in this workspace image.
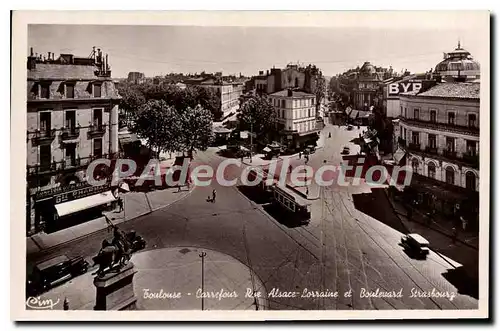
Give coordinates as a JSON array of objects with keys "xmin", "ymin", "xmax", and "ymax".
[
  {"xmin": 93, "ymin": 83, "xmax": 102, "ymax": 98},
  {"xmin": 40, "ymin": 82, "xmax": 50, "ymax": 99},
  {"xmin": 65, "ymin": 83, "xmax": 75, "ymax": 98}
]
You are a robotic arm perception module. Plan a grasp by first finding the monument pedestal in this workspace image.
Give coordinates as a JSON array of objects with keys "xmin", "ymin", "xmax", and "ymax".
[{"xmin": 94, "ymin": 262, "xmax": 138, "ymax": 310}]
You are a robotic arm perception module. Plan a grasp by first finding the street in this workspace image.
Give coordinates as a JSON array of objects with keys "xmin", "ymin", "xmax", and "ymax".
[{"xmin": 26, "ymin": 125, "xmax": 478, "ymax": 310}]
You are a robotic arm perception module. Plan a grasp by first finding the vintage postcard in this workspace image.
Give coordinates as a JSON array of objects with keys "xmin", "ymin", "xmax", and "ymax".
[{"xmin": 11, "ymin": 11, "xmax": 490, "ymax": 320}]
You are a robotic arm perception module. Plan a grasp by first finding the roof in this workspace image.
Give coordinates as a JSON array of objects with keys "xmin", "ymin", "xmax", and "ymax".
[
  {"xmin": 407, "ymin": 233, "xmax": 429, "ymax": 245},
  {"xmin": 270, "ymin": 89, "xmax": 315, "ymax": 98},
  {"xmin": 401, "ymin": 82, "xmax": 480, "ymax": 100},
  {"xmin": 28, "ymin": 63, "xmax": 104, "ymax": 81},
  {"xmin": 36, "ymin": 255, "xmax": 69, "ymax": 271}
]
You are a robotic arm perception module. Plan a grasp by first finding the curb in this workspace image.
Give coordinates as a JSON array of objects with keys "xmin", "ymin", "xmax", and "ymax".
[
  {"xmin": 27, "ymin": 186, "xmax": 196, "ymax": 256},
  {"xmin": 383, "ymin": 188, "xmax": 478, "ymax": 251}
]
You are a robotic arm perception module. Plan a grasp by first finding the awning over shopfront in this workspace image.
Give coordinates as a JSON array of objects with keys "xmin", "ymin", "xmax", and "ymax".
[{"xmin": 55, "ymin": 191, "xmax": 117, "ymax": 217}]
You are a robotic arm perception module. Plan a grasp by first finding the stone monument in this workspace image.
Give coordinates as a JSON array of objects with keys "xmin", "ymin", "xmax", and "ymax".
[{"xmin": 92, "ymin": 222, "xmax": 143, "ymax": 310}]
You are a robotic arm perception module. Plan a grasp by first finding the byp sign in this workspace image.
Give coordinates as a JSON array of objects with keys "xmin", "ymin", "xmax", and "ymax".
[{"xmin": 387, "ymin": 81, "xmax": 422, "ymax": 97}]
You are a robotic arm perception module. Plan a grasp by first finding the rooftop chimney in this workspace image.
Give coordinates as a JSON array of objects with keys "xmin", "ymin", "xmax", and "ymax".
[
  {"xmin": 30, "ymin": 47, "xmax": 33, "ymax": 57},
  {"xmin": 47, "ymin": 52, "xmax": 51, "ymax": 62},
  {"xmin": 287, "ymin": 89, "xmax": 293, "ymax": 97}
]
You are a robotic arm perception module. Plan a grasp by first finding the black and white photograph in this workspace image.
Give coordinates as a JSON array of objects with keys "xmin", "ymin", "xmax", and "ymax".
[{"xmin": 10, "ymin": 10, "xmax": 490, "ymax": 320}]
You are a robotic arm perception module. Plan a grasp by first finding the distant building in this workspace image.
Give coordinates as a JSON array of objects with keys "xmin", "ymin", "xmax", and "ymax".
[
  {"xmin": 269, "ymin": 89, "xmax": 321, "ymax": 149},
  {"xmin": 434, "ymin": 41, "xmax": 480, "ymax": 82},
  {"xmin": 127, "ymin": 71, "xmax": 145, "ymax": 84},
  {"xmin": 26, "ymin": 47, "xmax": 121, "ymax": 235}
]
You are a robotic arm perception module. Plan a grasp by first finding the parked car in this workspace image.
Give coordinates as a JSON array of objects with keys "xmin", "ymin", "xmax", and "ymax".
[
  {"xmin": 341, "ymin": 146, "xmax": 350, "ymax": 155},
  {"xmin": 27, "ymin": 255, "xmax": 89, "ymax": 297},
  {"xmin": 401, "ymin": 233, "xmax": 430, "ymax": 258},
  {"xmin": 347, "ymin": 125, "xmax": 353, "ymax": 131},
  {"xmin": 125, "ymin": 230, "xmax": 146, "ymax": 253}
]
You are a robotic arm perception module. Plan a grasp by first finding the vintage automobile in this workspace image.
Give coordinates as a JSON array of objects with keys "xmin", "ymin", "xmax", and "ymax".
[
  {"xmin": 26, "ymin": 255, "xmax": 89, "ymax": 297},
  {"xmin": 125, "ymin": 230, "xmax": 146, "ymax": 253},
  {"xmin": 341, "ymin": 146, "xmax": 350, "ymax": 155},
  {"xmin": 347, "ymin": 125, "xmax": 353, "ymax": 131},
  {"xmin": 401, "ymin": 233, "xmax": 430, "ymax": 258}
]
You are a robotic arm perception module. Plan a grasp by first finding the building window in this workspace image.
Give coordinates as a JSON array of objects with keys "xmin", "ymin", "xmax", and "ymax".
[
  {"xmin": 430, "ymin": 110, "xmax": 437, "ymax": 123},
  {"xmin": 428, "ymin": 162, "xmax": 436, "ymax": 179},
  {"xmin": 414, "ymin": 108, "xmax": 419, "ymax": 120},
  {"xmin": 446, "ymin": 137, "xmax": 455, "ymax": 152},
  {"xmin": 400, "ymin": 106, "xmax": 403, "ymax": 116},
  {"xmin": 411, "ymin": 159, "xmax": 419, "ymax": 174},
  {"xmin": 468, "ymin": 114, "xmax": 477, "ymax": 128},
  {"xmin": 93, "ymin": 83, "xmax": 102, "ymax": 98},
  {"xmin": 448, "ymin": 112, "xmax": 455, "ymax": 125},
  {"xmin": 94, "ymin": 138, "xmax": 103, "ymax": 157},
  {"xmin": 404, "ymin": 108, "xmax": 407, "ymax": 117},
  {"xmin": 282, "ymin": 109, "xmax": 285, "ymax": 119},
  {"xmin": 39, "ymin": 145, "xmax": 51, "ymax": 170},
  {"xmin": 65, "ymin": 83, "xmax": 75, "ymax": 98},
  {"xmin": 93, "ymin": 109, "xmax": 103, "ymax": 128},
  {"xmin": 466, "ymin": 140, "xmax": 477, "ymax": 156},
  {"xmin": 428, "ymin": 134, "xmax": 437, "ymax": 149},
  {"xmin": 40, "ymin": 83, "xmax": 50, "ymax": 99},
  {"xmin": 466, "ymin": 172, "xmax": 476, "ymax": 191},
  {"xmin": 308, "ymin": 108, "xmax": 312, "ymax": 117},
  {"xmin": 445, "ymin": 166, "xmax": 455, "ymax": 185},
  {"xmin": 65, "ymin": 143, "xmax": 77, "ymax": 166},
  {"xmin": 281, "ymin": 100, "xmax": 285, "ymax": 108},
  {"xmin": 295, "ymin": 77, "xmax": 299, "ymax": 87},
  {"xmin": 39, "ymin": 112, "xmax": 51, "ymax": 133},
  {"xmin": 412, "ymin": 132, "xmax": 419, "ymax": 145},
  {"xmin": 65, "ymin": 110, "xmax": 76, "ymax": 129}
]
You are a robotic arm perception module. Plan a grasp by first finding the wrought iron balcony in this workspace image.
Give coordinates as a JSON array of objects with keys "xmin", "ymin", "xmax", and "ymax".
[
  {"xmin": 32, "ymin": 129, "xmax": 56, "ymax": 144},
  {"xmin": 60, "ymin": 157, "xmax": 81, "ymax": 170},
  {"xmin": 462, "ymin": 153, "xmax": 479, "ymax": 167},
  {"xmin": 424, "ymin": 146, "xmax": 438, "ymax": 155},
  {"xmin": 399, "ymin": 117, "xmax": 479, "ymax": 137},
  {"xmin": 442, "ymin": 150, "xmax": 457, "ymax": 159},
  {"xmin": 61, "ymin": 126, "xmax": 80, "ymax": 140},
  {"xmin": 87, "ymin": 123, "xmax": 106, "ymax": 137},
  {"xmin": 408, "ymin": 143, "xmax": 421, "ymax": 151},
  {"xmin": 27, "ymin": 162, "xmax": 57, "ymax": 175}
]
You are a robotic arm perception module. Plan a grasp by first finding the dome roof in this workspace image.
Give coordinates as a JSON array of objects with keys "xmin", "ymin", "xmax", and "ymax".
[
  {"xmin": 435, "ymin": 42, "xmax": 480, "ymax": 74},
  {"xmin": 360, "ymin": 62, "xmax": 376, "ymax": 75}
]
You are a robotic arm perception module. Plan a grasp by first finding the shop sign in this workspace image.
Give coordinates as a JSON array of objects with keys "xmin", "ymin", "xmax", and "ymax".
[
  {"xmin": 387, "ymin": 81, "xmax": 422, "ymax": 97},
  {"xmin": 54, "ymin": 183, "xmax": 111, "ymax": 204},
  {"xmin": 35, "ymin": 181, "xmax": 110, "ymax": 202}
]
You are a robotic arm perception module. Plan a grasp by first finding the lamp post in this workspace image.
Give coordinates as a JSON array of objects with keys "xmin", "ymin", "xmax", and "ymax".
[{"xmin": 199, "ymin": 251, "xmax": 207, "ymax": 311}]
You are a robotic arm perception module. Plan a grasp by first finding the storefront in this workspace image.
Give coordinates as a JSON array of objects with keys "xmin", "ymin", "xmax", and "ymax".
[{"xmin": 33, "ymin": 181, "xmax": 117, "ymax": 233}]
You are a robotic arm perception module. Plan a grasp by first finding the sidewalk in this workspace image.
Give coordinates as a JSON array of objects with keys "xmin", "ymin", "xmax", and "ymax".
[
  {"xmin": 387, "ymin": 192, "xmax": 478, "ymax": 250},
  {"xmin": 27, "ymin": 186, "xmax": 194, "ymax": 255},
  {"xmin": 34, "ymin": 247, "xmax": 268, "ymax": 311}
]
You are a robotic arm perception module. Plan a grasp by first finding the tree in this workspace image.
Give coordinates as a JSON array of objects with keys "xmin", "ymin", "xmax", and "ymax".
[
  {"xmin": 177, "ymin": 105, "xmax": 215, "ymax": 156},
  {"xmin": 129, "ymin": 99, "xmax": 181, "ymax": 155},
  {"xmin": 238, "ymin": 95, "xmax": 279, "ymax": 145},
  {"xmin": 116, "ymin": 82, "xmax": 146, "ymax": 126},
  {"xmin": 314, "ymin": 75, "xmax": 326, "ymax": 112}
]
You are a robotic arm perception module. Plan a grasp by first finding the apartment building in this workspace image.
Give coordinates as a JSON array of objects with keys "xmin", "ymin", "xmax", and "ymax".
[
  {"xmin": 26, "ymin": 48, "xmax": 121, "ymax": 235},
  {"xmin": 397, "ymin": 82, "xmax": 479, "ymax": 218},
  {"xmin": 269, "ymin": 89, "xmax": 321, "ymax": 149}
]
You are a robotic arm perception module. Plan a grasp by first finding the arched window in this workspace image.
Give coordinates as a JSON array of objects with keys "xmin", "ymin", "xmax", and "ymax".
[
  {"xmin": 411, "ymin": 159, "xmax": 419, "ymax": 174},
  {"xmin": 466, "ymin": 171, "xmax": 477, "ymax": 191},
  {"xmin": 445, "ymin": 166, "xmax": 455, "ymax": 185},
  {"xmin": 428, "ymin": 162, "xmax": 436, "ymax": 179},
  {"xmin": 295, "ymin": 77, "xmax": 299, "ymax": 87}
]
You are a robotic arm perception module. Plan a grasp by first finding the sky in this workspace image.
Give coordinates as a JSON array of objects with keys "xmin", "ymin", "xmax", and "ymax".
[{"xmin": 28, "ymin": 24, "xmax": 485, "ymax": 79}]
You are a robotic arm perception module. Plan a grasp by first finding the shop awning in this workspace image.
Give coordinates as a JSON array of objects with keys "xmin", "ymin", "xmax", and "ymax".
[{"xmin": 55, "ymin": 191, "xmax": 117, "ymax": 217}]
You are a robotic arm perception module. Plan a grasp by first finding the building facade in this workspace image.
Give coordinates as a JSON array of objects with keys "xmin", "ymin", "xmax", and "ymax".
[
  {"xmin": 269, "ymin": 89, "xmax": 321, "ymax": 149},
  {"xmin": 26, "ymin": 48, "xmax": 121, "ymax": 235},
  {"xmin": 396, "ymin": 82, "xmax": 479, "ymax": 219}
]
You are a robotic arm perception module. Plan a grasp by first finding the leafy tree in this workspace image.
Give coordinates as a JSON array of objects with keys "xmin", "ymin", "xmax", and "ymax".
[
  {"xmin": 238, "ymin": 95, "xmax": 278, "ymax": 145},
  {"xmin": 314, "ymin": 75, "xmax": 326, "ymax": 111},
  {"xmin": 177, "ymin": 105, "xmax": 215, "ymax": 156},
  {"xmin": 129, "ymin": 99, "xmax": 181, "ymax": 155}
]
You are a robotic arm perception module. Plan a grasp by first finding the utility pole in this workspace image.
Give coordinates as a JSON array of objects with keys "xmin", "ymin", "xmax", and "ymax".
[
  {"xmin": 250, "ymin": 121, "xmax": 253, "ymax": 163},
  {"xmin": 199, "ymin": 251, "xmax": 207, "ymax": 311}
]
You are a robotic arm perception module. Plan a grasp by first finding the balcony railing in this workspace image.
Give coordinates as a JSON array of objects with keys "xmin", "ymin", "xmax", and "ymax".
[
  {"xmin": 88, "ymin": 124, "xmax": 106, "ymax": 136},
  {"xmin": 424, "ymin": 146, "xmax": 438, "ymax": 155},
  {"xmin": 32, "ymin": 129, "xmax": 56, "ymax": 143},
  {"xmin": 27, "ymin": 162, "xmax": 57, "ymax": 175},
  {"xmin": 60, "ymin": 157, "xmax": 80, "ymax": 170},
  {"xmin": 61, "ymin": 126, "xmax": 80, "ymax": 140},
  {"xmin": 442, "ymin": 150, "xmax": 457, "ymax": 159},
  {"xmin": 408, "ymin": 143, "xmax": 421, "ymax": 151},
  {"xmin": 399, "ymin": 117, "xmax": 479, "ymax": 136},
  {"xmin": 462, "ymin": 153, "xmax": 479, "ymax": 166}
]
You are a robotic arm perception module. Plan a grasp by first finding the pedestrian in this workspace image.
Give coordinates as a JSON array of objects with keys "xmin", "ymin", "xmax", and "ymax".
[
  {"xmin": 117, "ymin": 197, "xmax": 124, "ymax": 212},
  {"xmin": 299, "ymin": 151, "xmax": 302, "ymax": 159},
  {"xmin": 178, "ymin": 185, "xmax": 182, "ymax": 192},
  {"xmin": 452, "ymin": 227, "xmax": 458, "ymax": 244},
  {"xmin": 212, "ymin": 189, "xmax": 217, "ymax": 203}
]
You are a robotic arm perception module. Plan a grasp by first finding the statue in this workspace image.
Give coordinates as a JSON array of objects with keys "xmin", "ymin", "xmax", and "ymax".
[{"xmin": 91, "ymin": 223, "xmax": 136, "ymax": 278}]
